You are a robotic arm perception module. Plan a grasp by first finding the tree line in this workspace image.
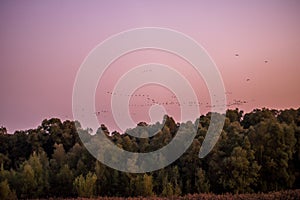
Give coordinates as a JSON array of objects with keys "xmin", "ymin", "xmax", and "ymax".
[{"xmin": 0, "ymin": 108, "xmax": 300, "ymax": 199}]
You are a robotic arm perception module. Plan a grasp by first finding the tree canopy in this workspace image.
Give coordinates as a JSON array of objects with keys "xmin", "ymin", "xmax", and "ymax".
[{"xmin": 0, "ymin": 108, "xmax": 300, "ymax": 198}]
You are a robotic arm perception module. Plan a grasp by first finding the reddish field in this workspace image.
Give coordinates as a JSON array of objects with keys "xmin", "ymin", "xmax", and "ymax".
[{"xmin": 49, "ymin": 189, "xmax": 300, "ymax": 200}]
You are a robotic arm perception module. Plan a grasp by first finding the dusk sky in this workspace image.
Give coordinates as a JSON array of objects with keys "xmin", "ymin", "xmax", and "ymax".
[{"xmin": 1, "ymin": 0, "xmax": 300, "ymax": 133}]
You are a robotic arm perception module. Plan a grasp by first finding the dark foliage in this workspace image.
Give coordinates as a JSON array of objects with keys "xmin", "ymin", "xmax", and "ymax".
[{"xmin": 0, "ymin": 108, "xmax": 300, "ymax": 198}]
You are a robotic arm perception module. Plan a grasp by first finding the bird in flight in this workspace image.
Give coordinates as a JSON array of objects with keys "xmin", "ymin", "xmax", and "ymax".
[{"xmin": 94, "ymin": 111, "xmax": 101, "ymax": 116}]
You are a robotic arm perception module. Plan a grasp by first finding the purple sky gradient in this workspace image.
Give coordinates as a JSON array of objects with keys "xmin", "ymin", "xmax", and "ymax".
[{"xmin": 1, "ymin": 0, "xmax": 300, "ymax": 133}]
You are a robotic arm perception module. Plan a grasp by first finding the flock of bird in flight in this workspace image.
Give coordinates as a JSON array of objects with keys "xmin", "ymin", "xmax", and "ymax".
[
  {"xmin": 94, "ymin": 91, "xmax": 249, "ymax": 117},
  {"xmin": 93, "ymin": 54, "xmax": 268, "ymax": 116}
]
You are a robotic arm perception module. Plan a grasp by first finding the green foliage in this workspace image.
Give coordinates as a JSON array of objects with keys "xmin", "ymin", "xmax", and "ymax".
[
  {"xmin": 73, "ymin": 172, "xmax": 97, "ymax": 197},
  {"xmin": 132, "ymin": 174, "xmax": 154, "ymax": 196},
  {"xmin": 220, "ymin": 146, "xmax": 260, "ymax": 193},
  {"xmin": 162, "ymin": 182, "xmax": 174, "ymax": 197},
  {"xmin": 0, "ymin": 108, "xmax": 300, "ymax": 197},
  {"xmin": 248, "ymin": 119, "xmax": 296, "ymax": 191},
  {"xmin": 53, "ymin": 164, "xmax": 74, "ymax": 197},
  {"xmin": 0, "ymin": 179, "xmax": 17, "ymax": 200},
  {"xmin": 195, "ymin": 168, "xmax": 210, "ymax": 193},
  {"xmin": 20, "ymin": 162, "xmax": 36, "ymax": 198},
  {"xmin": 18, "ymin": 151, "xmax": 49, "ymax": 198}
]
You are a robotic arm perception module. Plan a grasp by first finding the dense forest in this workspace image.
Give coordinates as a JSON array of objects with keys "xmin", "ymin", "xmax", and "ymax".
[{"xmin": 0, "ymin": 108, "xmax": 300, "ymax": 199}]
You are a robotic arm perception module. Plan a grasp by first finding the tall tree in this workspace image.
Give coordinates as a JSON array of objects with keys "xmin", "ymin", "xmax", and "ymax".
[
  {"xmin": 20, "ymin": 151, "xmax": 49, "ymax": 198},
  {"xmin": 73, "ymin": 172, "xmax": 97, "ymax": 198},
  {"xmin": 195, "ymin": 168, "xmax": 210, "ymax": 193}
]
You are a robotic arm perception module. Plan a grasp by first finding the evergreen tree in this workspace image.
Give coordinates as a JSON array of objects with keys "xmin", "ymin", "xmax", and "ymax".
[{"xmin": 73, "ymin": 172, "xmax": 97, "ymax": 198}]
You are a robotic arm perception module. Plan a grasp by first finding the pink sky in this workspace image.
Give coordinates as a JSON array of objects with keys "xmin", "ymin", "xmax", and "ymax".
[{"xmin": 1, "ymin": 0, "xmax": 300, "ymax": 133}]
